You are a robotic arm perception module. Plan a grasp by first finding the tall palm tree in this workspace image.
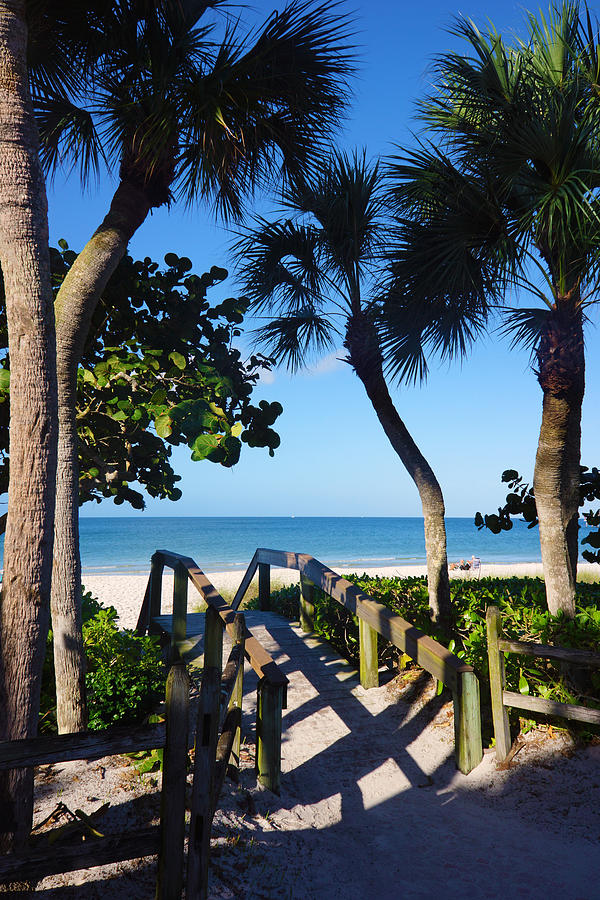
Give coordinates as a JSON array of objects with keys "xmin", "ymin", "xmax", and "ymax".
[
  {"xmin": 383, "ymin": 2, "xmax": 600, "ymax": 617},
  {"xmin": 0, "ymin": 0, "xmax": 58, "ymax": 854},
  {"xmin": 234, "ymin": 151, "xmax": 452, "ymax": 625},
  {"xmin": 34, "ymin": 0, "xmax": 355, "ymax": 732}
]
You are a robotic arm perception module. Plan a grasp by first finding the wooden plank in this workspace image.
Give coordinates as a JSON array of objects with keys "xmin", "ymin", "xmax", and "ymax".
[
  {"xmin": 135, "ymin": 574, "xmax": 153, "ymax": 635},
  {"xmin": 299, "ymin": 574, "xmax": 315, "ymax": 633},
  {"xmin": 498, "ymin": 639, "xmax": 600, "ymax": 668},
  {"xmin": 228, "ymin": 614, "xmax": 245, "ymax": 775},
  {"xmin": 220, "ymin": 618, "xmax": 244, "ymax": 717},
  {"xmin": 171, "ymin": 562, "xmax": 188, "ymax": 662},
  {"xmin": 486, "ymin": 606, "xmax": 512, "ymax": 762},
  {"xmin": 187, "ymin": 667, "xmax": 220, "ymax": 900},
  {"xmin": 256, "ymin": 680, "xmax": 284, "ymax": 795},
  {"xmin": 156, "ymin": 663, "xmax": 190, "ymax": 900},
  {"xmin": 0, "ymin": 722, "xmax": 168, "ymax": 770},
  {"xmin": 359, "ymin": 618, "xmax": 379, "ymax": 690},
  {"xmin": 149, "ymin": 553, "xmax": 165, "ymax": 636},
  {"xmin": 204, "ymin": 604, "xmax": 223, "ymax": 675},
  {"xmin": 212, "ymin": 706, "xmax": 242, "ymax": 806},
  {"xmin": 503, "ymin": 690, "xmax": 600, "ymax": 725},
  {"xmin": 258, "ymin": 549, "xmax": 466, "ymax": 692},
  {"xmin": 0, "ymin": 826, "xmax": 160, "ymax": 881},
  {"xmin": 258, "ymin": 563, "xmax": 271, "ymax": 611},
  {"xmin": 453, "ymin": 671, "xmax": 483, "ymax": 774},
  {"xmin": 231, "ymin": 550, "xmax": 259, "ymax": 610}
]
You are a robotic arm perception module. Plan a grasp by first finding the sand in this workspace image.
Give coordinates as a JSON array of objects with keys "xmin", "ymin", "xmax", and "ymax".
[
  {"xmin": 29, "ymin": 561, "xmax": 600, "ymax": 896},
  {"xmin": 82, "ymin": 560, "xmax": 600, "ymax": 631}
]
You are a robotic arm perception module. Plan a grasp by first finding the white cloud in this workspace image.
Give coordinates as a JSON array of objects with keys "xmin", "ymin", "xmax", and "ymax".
[{"xmin": 305, "ymin": 349, "xmax": 345, "ymax": 377}]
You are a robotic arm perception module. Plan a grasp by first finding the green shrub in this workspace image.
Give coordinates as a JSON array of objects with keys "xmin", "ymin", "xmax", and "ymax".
[
  {"xmin": 258, "ymin": 575, "xmax": 600, "ymax": 733},
  {"xmin": 40, "ymin": 588, "xmax": 166, "ymax": 732}
]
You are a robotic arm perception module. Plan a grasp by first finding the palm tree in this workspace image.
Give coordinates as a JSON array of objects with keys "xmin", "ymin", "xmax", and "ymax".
[
  {"xmin": 34, "ymin": 0, "xmax": 355, "ymax": 732},
  {"xmin": 0, "ymin": 0, "xmax": 58, "ymax": 854},
  {"xmin": 383, "ymin": 2, "xmax": 600, "ymax": 617},
  {"xmin": 234, "ymin": 151, "xmax": 452, "ymax": 625}
]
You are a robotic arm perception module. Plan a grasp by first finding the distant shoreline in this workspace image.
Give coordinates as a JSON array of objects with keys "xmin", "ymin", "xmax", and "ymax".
[{"xmin": 83, "ymin": 562, "xmax": 600, "ymax": 631}]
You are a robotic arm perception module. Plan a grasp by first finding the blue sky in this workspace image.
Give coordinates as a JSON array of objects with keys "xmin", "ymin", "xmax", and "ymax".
[{"xmin": 46, "ymin": 0, "xmax": 600, "ymax": 518}]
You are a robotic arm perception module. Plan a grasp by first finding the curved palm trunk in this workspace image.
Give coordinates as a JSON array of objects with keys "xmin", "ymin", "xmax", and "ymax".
[
  {"xmin": 52, "ymin": 181, "xmax": 151, "ymax": 733},
  {"xmin": 345, "ymin": 313, "xmax": 451, "ymax": 626},
  {"xmin": 533, "ymin": 308, "xmax": 584, "ymax": 618},
  {"xmin": 0, "ymin": 1, "xmax": 57, "ymax": 851}
]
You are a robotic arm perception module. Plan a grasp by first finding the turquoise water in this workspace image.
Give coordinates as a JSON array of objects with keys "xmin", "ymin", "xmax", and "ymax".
[
  {"xmin": 60, "ymin": 515, "xmax": 591, "ymax": 575},
  {"xmin": 3, "ymin": 516, "xmax": 593, "ymax": 575}
]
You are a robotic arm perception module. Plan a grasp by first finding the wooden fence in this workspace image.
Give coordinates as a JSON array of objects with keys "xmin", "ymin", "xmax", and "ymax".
[
  {"xmin": 0, "ymin": 550, "xmax": 288, "ymax": 897},
  {"xmin": 486, "ymin": 604, "xmax": 600, "ymax": 762},
  {"xmin": 233, "ymin": 548, "xmax": 483, "ymax": 775}
]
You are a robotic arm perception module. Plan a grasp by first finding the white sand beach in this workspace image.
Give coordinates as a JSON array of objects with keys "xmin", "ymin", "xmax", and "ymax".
[{"xmin": 83, "ymin": 561, "xmax": 599, "ymax": 630}]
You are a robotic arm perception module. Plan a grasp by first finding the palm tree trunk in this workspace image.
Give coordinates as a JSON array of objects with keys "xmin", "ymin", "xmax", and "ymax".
[
  {"xmin": 533, "ymin": 308, "xmax": 584, "ymax": 618},
  {"xmin": 345, "ymin": 313, "xmax": 451, "ymax": 626},
  {"xmin": 52, "ymin": 180, "xmax": 151, "ymax": 733},
  {"xmin": 0, "ymin": 0, "xmax": 57, "ymax": 852}
]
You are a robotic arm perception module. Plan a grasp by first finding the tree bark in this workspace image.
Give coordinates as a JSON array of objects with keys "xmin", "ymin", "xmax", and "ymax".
[
  {"xmin": 52, "ymin": 180, "xmax": 151, "ymax": 733},
  {"xmin": 345, "ymin": 312, "xmax": 451, "ymax": 626},
  {"xmin": 533, "ymin": 308, "xmax": 584, "ymax": 618},
  {"xmin": 0, "ymin": 0, "xmax": 57, "ymax": 852}
]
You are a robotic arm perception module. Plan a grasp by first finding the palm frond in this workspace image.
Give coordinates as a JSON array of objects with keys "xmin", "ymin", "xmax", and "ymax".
[
  {"xmin": 37, "ymin": 97, "xmax": 105, "ymax": 181},
  {"xmin": 253, "ymin": 308, "xmax": 337, "ymax": 371},
  {"xmin": 500, "ymin": 306, "xmax": 552, "ymax": 352}
]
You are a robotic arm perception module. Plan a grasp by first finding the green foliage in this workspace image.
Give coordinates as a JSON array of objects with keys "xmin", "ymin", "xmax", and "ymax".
[
  {"xmin": 0, "ymin": 246, "xmax": 283, "ymax": 506},
  {"xmin": 475, "ymin": 466, "xmax": 600, "ymax": 563},
  {"xmin": 40, "ymin": 589, "xmax": 165, "ymax": 733},
  {"xmin": 258, "ymin": 575, "xmax": 600, "ymax": 732}
]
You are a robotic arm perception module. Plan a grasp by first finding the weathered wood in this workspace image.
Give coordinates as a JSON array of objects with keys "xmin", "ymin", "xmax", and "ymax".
[
  {"xmin": 230, "ymin": 614, "xmax": 245, "ymax": 774},
  {"xmin": 258, "ymin": 562, "xmax": 270, "ymax": 611},
  {"xmin": 135, "ymin": 574, "xmax": 153, "ymax": 635},
  {"xmin": 256, "ymin": 680, "xmax": 284, "ymax": 794},
  {"xmin": 231, "ymin": 550, "xmax": 259, "ymax": 610},
  {"xmin": 213, "ymin": 706, "xmax": 242, "ymax": 804},
  {"xmin": 204, "ymin": 604, "xmax": 223, "ymax": 675},
  {"xmin": 359, "ymin": 616, "xmax": 379, "ymax": 689},
  {"xmin": 154, "ymin": 550, "xmax": 287, "ymax": 689},
  {"xmin": 171, "ymin": 561, "xmax": 188, "ymax": 661},
  {"xmin": 498, "ymin": 638, "xmax": 600, "ymax": 668},
  {"xmin": 0, "ymin": 722, "xmax": 168, "ymax": 770},
  {"xmin": 299, "ymin": 574, "xmax": 315, "ymax": 632},
  {"xmin": 149, "ymin": 552, "xmax": 165, "ymax": 636},
  {"xmin": 256, "ymin": 548, "xmax": 468, "ymax": 693},
  {"xmin": 187, "ymin": 667, "xmax": 220, "ymax": 900},
  {"xmin": 0, "ymin": 826, "xmax": 160, "ymax": 881},
  {"xmin": 503, "ymin": 690, "xmax": 600, "ymax": 725},
  {"xmin": 156, "ymin": 663, "xmax": 190, "ymax": 900},
  {"xmin": 453, "ymin": 671, "xmax": 483, "ymax": 774},
  {"xmin": 486, "ymin": 605, "xmax": 512, "ymax": 762},
  {"xmin": 220, "ymin": 616, "xmax": 244, "ymax": 716}
]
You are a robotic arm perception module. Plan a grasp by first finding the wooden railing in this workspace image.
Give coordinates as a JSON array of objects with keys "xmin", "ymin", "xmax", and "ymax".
[
  {"xmin": 487, "ymin": 605, "xmax": 600, "ymax": 762},
  {"xmin": 233, "ymin": 548, "xmax": 483, "ymax": 775},
  {"xmin": 139, "ymin": 549, "xmax": 289, "ymax": 793}
]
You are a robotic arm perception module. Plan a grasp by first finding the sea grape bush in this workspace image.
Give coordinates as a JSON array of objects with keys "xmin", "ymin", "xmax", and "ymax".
[
  {"xmin": 40, "ymin": 589, "xmax": 165, "ymax": 732},
  {"xmin": 258, "ymin": 577, "xmax": 600, "ymax": 729}
]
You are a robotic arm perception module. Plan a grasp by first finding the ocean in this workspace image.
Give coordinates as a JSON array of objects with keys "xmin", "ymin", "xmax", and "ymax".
[{"xmin": 49, "ymin": 515, "xmax": 594, "ymax": 576}]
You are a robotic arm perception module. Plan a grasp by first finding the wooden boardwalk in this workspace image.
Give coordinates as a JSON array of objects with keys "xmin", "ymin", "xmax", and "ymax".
[{"xmin": 155, "ymin": 610, "xmax": 600, "ymax": 899}]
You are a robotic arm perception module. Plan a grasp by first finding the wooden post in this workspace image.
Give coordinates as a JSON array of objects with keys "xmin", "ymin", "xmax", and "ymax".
[
  {"xmin": 359, "ymin": 616, "xmax": 379, "ymax": 689},
  {"xmin": 258, "ymin": 563, "xmax": 270, "ymax": 611},
  {"xmin": 148, "ymin": 552, "xmax": 165, "ymax": 636},
  {"xmin": 204, "ymin": 604, "xmax": 223, "ymax": 676},
  {"xmin": 171, "ymin": 562, "xmax": 188, "ymax": 662},
  {"xmin": 256, "ymin": 679, "xmax": 283, "ymax": 794},
  {"xmin": 228, "ymin": 613, "xmax": 245, "ymax": 777},
  {"xmin": 299, "ymin": 574, "xmax": 315, "ymax": 632},
  {"xmin": 187, "ymin": 667, "xmax": 220, "ymax": 900},
  {"xmin": 156, "ymin": 662, "xmax": 190, "ymax": 900},
  {"xmin": 453, "ymin": 670, "xmax": 483, "ymax": 775},
  {"xmin": 486, "ymin": 604, "xmax": 512, "ymax": 762}
]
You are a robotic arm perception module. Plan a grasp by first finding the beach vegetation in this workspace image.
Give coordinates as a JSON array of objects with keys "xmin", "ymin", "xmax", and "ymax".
[
  {"xmin": 383, "ymin": 2, "xmax": 600, "ymax": 619},
  {"xmin": 259, "ymin": 575, "xmax": 600, "ymax": 738},
  {"xmin": 234, "ymin": 151, "xmax": 452, "ymax": 627},
  {"xmin": 476, "ymin": 467, "xmax": 600, "ymax": 564},
  {"xmin": 40, "ymin": 589, "xmax": 165, "ymax": 734},
  {"xmin": 24, "ymin": 0, "xmax": 355, "ymax": 736}
]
